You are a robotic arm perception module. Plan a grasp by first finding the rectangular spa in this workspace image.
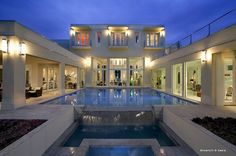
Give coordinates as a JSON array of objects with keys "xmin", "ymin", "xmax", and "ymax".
[
  {"xmin": 63, "ymin": 124, "xmax": 176, "ymax": 147},
  {"xmin": 86, "ymin": 146, "xmax": 155, "ymax": 156},
  {"xmin": 42, "ymin": 88, "xmax": 193, "ymax": 106}
]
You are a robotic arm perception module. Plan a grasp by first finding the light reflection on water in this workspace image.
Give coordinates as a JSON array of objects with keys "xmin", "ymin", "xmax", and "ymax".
[{"xmin": 43, "ymin": 88, "xmax": 192, "ymax": 106}]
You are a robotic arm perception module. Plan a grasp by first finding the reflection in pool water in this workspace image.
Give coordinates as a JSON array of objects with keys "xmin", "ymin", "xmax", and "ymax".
[{"xmin": 42, "ymin": 88, "xmax": 192, "ymax": 106}]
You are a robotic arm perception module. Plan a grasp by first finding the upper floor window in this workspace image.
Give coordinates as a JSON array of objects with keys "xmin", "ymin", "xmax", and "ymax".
[
  {"xmin": 95, "ymin": 31, "xmax": 102, "ymax": 47},
  {"xmin": 146, "ymin": 33, "xmax": 159, "ymax": 47},
  {"xmin": 110, "ymin": 32, "xmax": 127, "ymax": 46},
  {"xmin": 135, "ymin": 32, "xmax": 139, "ymax": 44},
  {"xmin": 76, "ymin": 32, "xmax": 90, "ymax": 46}
]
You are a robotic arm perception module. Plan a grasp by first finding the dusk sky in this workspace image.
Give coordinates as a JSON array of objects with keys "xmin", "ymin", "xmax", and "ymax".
[{"xmin": 0, "ymin": 0, "xmax": 236, "ymax": 44}]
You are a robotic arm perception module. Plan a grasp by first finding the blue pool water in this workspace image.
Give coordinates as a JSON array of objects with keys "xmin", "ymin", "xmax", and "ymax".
[
  {"xmin": 86, "ymin": 146, "xmax": 154, "ymax": 156},
  {"xmin": 43, "ymin": 88, "xmax": 192, "ymax": 106},
  {"xmin": 63, "ymin": 124, "xmax": 176, "ymax": 146}
]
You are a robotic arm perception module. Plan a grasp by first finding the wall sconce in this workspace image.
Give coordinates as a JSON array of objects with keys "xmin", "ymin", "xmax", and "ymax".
[
  {"xmin": 70, "ymin": 28, "xmax": 75, "ymax": 36},
  {"xmin": 160, "ymin": 29, "xmax": 165, "ymax": 37},
  {"xmin": 126, "ymin": 30, "xmax": 130, "ymax": 37},
  {"xmin": 201, "ymin": 50, "xmax": 208, "ymax": 63},
  {"xmin": 84, "ymin": 57, "xmax": 91, "ymax": 67},
  {"xmin": 145, "ymin": 57, "xmax": 152, "ymax": 68},
  {"xmin": 1, "ymin": 37, "xmax": 9, "ymax": 53},
  {"xmin": 106, "ymin": 30, "xmax": 110, "ymax": 36},
  {"xmin": 19, "ymin": 41, "xmax": 26, "ymax": 55}
]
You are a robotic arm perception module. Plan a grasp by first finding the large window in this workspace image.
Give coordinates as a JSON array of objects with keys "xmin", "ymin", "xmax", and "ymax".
[
  {"xmin": 224, "ymin": 59, "xmax": 233, "ymax": 104},
  {"xmin": 129, "ymin": 58, "xmax": 143, "ymax": 86},
  {"xmin": 93, "ymin": 58, "xmax": 107, "ymax": 86},
  {"xmin": 76, "ymin": 32, "xmax": 90, "ymax": 46},
  {"xmin": 42, "ymin": 66, "xmax": 58, "ymax": 91},
  {"xmin": 186, "ymin": 60, "xmax": 201, "ymax": 101},
  {"xmin": 110, "ymin": 32, "xmax": 127, "ymax": 46},
  {"xmin": 172, "ymin": 63, "xmax": 183, "ymax": 96},
  {"xmin": 146, "ymin": 33, "xmax": 159, "ymax": 47},
  {"xmin": 153, "ymin": 68, "xmax": 166, "ymax": 91},
  {"xmin": 109, "ymin": 58, "xmax": 127, "ymax": 86}
]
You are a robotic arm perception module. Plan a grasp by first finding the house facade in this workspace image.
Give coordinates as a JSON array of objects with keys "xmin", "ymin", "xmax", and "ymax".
[{"xmin": 69, "ymin": 24, "xmax": 165, "ymax": 87}]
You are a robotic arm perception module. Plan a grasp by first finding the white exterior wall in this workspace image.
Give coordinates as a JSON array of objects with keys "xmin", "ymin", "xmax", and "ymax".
[
  {"xmin": 70, "ymin": 24, "xmax": 165, "ymax": 87},
  {"xmin": 0, "ymin": 21, "xmax": 86, "ymax": 110},
  {"xmin": 151, "ymin": 25, "xmax": 236, "ymax": 105}
]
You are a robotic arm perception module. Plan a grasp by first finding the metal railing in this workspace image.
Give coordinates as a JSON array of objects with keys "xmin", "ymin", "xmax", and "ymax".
[
  {"xmin": 109, "ymin": 39, "xmax": 128, "ymax": 47},
  {"xmin": 166, "ymin": 8, "xmax": 236, "ymax": 55}
]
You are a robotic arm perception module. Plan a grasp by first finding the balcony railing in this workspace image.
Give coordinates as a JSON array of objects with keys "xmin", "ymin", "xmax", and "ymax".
[
  {"xmin": 144, "ymin": 40, "xmax": 164, "ymax": 50},
  {"xmin": 108, "ymin": 40, "xmax": 128, "ymax": 48},
  {"xmin": 71, "ymin": 40, "xmax": 92, "ymax": 49},
  {"xmin": 165, "ymin": 8, "xmax": 236, "ymax": 55}
]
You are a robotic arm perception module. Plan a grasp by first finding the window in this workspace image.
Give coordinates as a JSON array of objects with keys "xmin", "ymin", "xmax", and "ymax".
[
  {"xmin": 186, "ymin": 60, "xmax": 201, "ymax": 101},
  {"xmin": 96, "ymin": 32, "xmax": 101, "ymax": 46},
  {"xmin": 76, "ymin": 32, "xmax": 90, "ymax": 46},
  {"xmin": 224, "ymin": 59, "xmax": 233, "ymax": 103},
  {"xmin": 135, "ymin": 32, "xmax": 139, "ymax": 44},
  {"xmin": 172, "ymin": 63, "xmax": 183, "ymax": 96},
  {"xmin": 146, "ymin": 33, "xmax": 159, "ymax": 47},
  {"xmin": 153, "ymin": 68, "xmax": 166, "ymax": 91},
  {"xmin": 111, "ymin": 32, "xmax": 126, "ymax": 46}
]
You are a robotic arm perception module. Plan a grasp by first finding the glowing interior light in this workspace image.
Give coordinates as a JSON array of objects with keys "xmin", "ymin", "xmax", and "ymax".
[{"xmin": 1, "ymin": 38, "xmax": 8, "ymax": 53}]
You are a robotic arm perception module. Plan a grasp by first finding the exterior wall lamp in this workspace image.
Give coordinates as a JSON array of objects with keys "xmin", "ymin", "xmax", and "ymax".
[
  {"xmin": 1, "ymin": 37, "xmax": 9, "ymax": 53},
  {"xmin": 201, "ymin": 50, "xmax": 208, "ymax": 63},
  {"xmin": 19, "ymin": 41, "xmax": 26, "ymax": 55}
]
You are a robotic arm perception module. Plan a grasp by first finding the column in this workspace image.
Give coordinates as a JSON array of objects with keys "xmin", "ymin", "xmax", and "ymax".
[
  {"xmin": 2, "ymin": 51, "xmax": 26, "ymax": 110},
  {"xmin": 212, "ymin": 53, "xmax": 223, "ymax": 106},
  {"xmin": 182, "ymin": 63, "xmax": 185, "ymax": 98},
  {"xmin": 77, "ymin": 67, "xmax": 80, "ymax": 89},
  {"xmin": 58, "ymin": 63, "xmax": 65, "ymax": 95},
  {"xmin": 143, "ymin": 57, "xmax": 151, "ymax": 86},
  {"xmin": 126, "ymin": 58, "xmax": 130, "ymax": 86},
  {"xmin": 85, "ymin": 57, "xmax": 93, "ymax": 86},
  {"xmin": 106, "ymin": 58, "xmax": 110, "ymax": 86},
  {"xmin": 165, "ymin": 64, "xmax": 172, "ymax": 93}
]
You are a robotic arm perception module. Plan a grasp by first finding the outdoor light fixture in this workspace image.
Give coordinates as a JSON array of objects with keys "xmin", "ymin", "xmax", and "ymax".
[
  {"xmin": 160, "ymin": 29, "xmax": 165, "ymax": 37},
  {"xmin": 1, "ymin": 37, "xmax": 9, "ymax": 53},
  {"xmin": 19, "ymin": 41, "xmax": 26, "ymax": 55},
  {"xmin": 201, "ymin": 50, "xmax": 208, "ymax": 63},
  {"xmin": 70, "ymin": 28, "xmax": 75, "ymax": 36},
  {"xmin": 145, "ymin": 57, "xmax": 152, "ymax": 68}
]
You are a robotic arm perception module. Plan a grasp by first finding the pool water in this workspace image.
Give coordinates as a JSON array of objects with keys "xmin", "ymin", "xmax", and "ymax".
[
  {"xmin": 43, "ymin": 88, "xmax": 192, "ymax": 106},
  {"xmin": 86, "ymin": 146, "xmax": 154, "ymax": 156},
  {"xmin": 63, "ymin": 124, "xmax": 176, "ymax": 147}
]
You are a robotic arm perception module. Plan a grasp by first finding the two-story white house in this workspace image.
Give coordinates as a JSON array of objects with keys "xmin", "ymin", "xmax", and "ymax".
[{"xmin": 69, "ymin": 24, "xmax": 165, "ymax": 87}]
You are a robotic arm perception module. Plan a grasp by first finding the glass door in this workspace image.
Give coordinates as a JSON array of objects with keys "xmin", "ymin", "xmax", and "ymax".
[{"xmin": 224, "ymin": 59, "xmax": 234, "ymax": 105}]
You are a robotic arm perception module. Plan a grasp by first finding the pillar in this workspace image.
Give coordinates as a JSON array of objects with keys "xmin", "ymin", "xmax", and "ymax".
[
  {"xmin": 126, "ymin": 58, "xmax": 130, "ymax": 86},
  {"xmin": 200, "ymin": 51, "xmax": 214, "ymax": 105},
  {"xmin": 213, "ymin": 53, "xmax": 223, "ymax": 106},
  {"xmin": 106, "ymin": 58, "xmax": 110, "ymax": 86},
  {"xmin": 165, "ymin": 64, "xmax": 172, "ymax": 93},
  {"xmin": 77, "ymin": 67, "xmax": 80, "ymax": 89},
  {"xmin": 143, "ymin": 57, "xmax": 151, "ymax": 86},
  {"xmin": 85, "ymin": 57, "xmax": 93, "ymax": 87},
  {"xmin": 2, "ymin": 50, "xmax": 26, "ymax": 110},
  {"xmin": 58, "ymin": 63, "xmax": 65, "ymax": 95}
]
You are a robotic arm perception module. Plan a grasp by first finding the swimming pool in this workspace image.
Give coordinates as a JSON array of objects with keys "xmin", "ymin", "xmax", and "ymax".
[
  {"xmin": 63, "ymin": 124, "xmax": 176, "ymax": 147},
  {"xmin": 43, "ymin": 88, "xmax": 192, "ymax": 106}
]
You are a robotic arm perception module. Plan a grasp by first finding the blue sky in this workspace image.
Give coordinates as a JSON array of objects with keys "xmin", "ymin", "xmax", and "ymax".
[{"xmin": 0, "ymin": 0, "xmax": 236, "ymax": 44}]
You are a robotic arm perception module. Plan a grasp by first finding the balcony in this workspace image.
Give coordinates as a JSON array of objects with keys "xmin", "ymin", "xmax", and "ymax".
[
  {"xmin": 143, "ymin": 41, "xmax": 164, "ymax": 50},
  {"xmin": 71, "ymin": 40, "xmax": 92, "ymax": 50},
  {"xmin": 108, "ymin": 40, "xmax": 128, "ymax": 49}
]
